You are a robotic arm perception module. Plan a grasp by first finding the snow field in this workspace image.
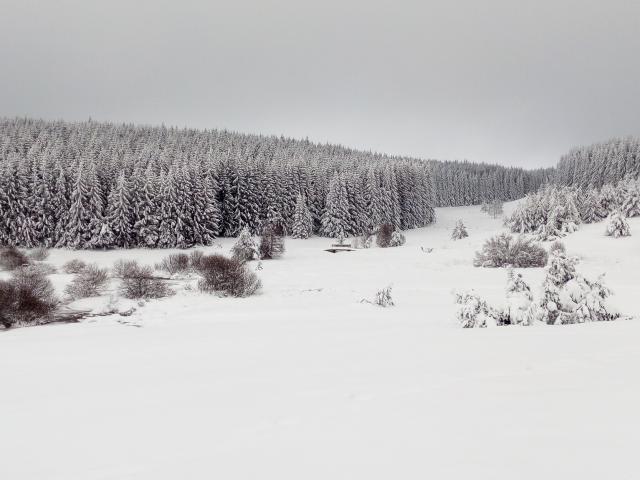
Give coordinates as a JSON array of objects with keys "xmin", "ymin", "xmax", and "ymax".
[{"xmin": 1, "ymin": 202, "xmax": 639, "ymax": 479}]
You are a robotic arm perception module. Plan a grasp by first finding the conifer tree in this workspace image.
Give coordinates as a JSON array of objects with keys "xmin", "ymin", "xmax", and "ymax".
[
  {"xmin": 451, "ymin": 219, "xmax": 468, "ymax": 240},
  {"xmin": 291, "ymin": 194, "xmax": 313, "ymax": 239},
  {"xmin": 605, "ymin": 211, "xmax": 631, "ymax": 238},
  {"xmin": 105, "ymin": 171, "xmax": 133, "ymax": 248},
  {"xmin": 321, "ymin": 173, "xmax": 350, "ymax": 238},
  {"xmin": 621, "ymin": 181, "xmax": 640, "ymax": 218}
]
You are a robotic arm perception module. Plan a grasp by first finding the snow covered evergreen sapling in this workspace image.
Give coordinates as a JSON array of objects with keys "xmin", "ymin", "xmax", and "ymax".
[
  {"xmin": 505, "ymin": 269, "xmax": 533, "ymax": 325},
  {"xmin": 389, "ymin": 231, "xmax": 406, "ymax": 247},
  {"xmin": 231, "ymin": 227, "xmax": 259, "ymax": 262},
  {"xmin": 373, "ymin": 286, "xmax": 394, "ymax": 307},
  {"xmin": 451, "ymin": 220, "xmax": 468, "ymax": 240},
  {"xmin": 605, "ymin": 211, "xmax": 631, "ymax": 238},
  {"xmin": 535, "ymin": 251, "xmax": 622, "ymax": 325}
]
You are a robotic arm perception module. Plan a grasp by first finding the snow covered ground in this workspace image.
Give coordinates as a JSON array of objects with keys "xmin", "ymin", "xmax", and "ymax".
[{"xmin": 2, "ymin": 202, "xmax": 639, "ymax": 479}]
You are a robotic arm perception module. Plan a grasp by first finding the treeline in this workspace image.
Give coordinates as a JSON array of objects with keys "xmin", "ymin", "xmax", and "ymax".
[
  {"xmin": 430, "ymin": 160, "xmax": 553, "ymax": 207},
  {"xmin": 0, "ymin": 117, "xmax": 436, "ymax": 248},
  {"xmin": 0, "ymin": 117, "xmax": 548, "ymax": 249},
  {"xmin": 554, "ymin": 137, "xmax": 640, "ymax": 188}
]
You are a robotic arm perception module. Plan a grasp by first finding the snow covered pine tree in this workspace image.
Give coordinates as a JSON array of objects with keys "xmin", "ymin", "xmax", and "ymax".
[
  {"xmin": 605, "ymin": 211, "xmax": 631, "ymax": 238},
  {"xmin": 451, "ymin": 220, "xmax": 468, "ymax": 240}
]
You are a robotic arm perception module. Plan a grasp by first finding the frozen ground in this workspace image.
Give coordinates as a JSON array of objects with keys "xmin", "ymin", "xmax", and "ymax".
[{"xmin": 1, "ymin": 202, "xmax": 639, "ymax": 479}]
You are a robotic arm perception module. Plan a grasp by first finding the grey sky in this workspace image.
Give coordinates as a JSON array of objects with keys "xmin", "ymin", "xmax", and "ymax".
[{"xmin": 1, "ymin": 0, "xmax": 639, "ymax": 167}]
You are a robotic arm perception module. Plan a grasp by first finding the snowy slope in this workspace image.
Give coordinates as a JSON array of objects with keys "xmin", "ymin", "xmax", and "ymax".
[{"xmin": 1, "ymin": 202, "xmax": 639, "ymax": 480}]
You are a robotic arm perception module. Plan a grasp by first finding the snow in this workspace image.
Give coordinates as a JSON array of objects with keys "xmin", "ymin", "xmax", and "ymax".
[{"xmin": 1, "ymin": 202, "xmax": 640, "ymax": 479}]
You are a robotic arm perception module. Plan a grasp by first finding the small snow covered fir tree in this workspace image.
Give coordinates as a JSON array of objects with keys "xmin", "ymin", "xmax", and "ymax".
[
  {"xmin": 389, "ymin": 231, "xmax": 406, "ymax": 247},
  {"xmin": 505, "ymin": 269, "xmax": 533, "ymax": 325},
  {"xmin": 231, "ymin": 227, "xmax": 258, "ymax": 262},
  {"xmin": 534, "ymin": 250, "xmax": 622, "ymax": 325},
  {"xmin": 451, "ymin": 220, "xmax": 468, "ymax": 240},
  {"xmin": 536, "ymin": 250, "xmax": 577, "ymax": 325},
  {"xmin": 291, "ymin": 194, "xmax": 313, "ymax": 239},
  {"xmin": 605, "ymin": 210, "xmax": 631, "ymax": 238},
  {"xmin": 374, "ymin": 286, "xmax": 394, "ymax": 307}
]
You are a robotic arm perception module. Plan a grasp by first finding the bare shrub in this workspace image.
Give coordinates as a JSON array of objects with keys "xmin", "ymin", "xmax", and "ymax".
[
  {"xmin": 65, "ymin": 264, "xmax": 110, "ymax": 299},
  {"xmin": 376, "ymin": 223, "xmax": 394, "ymax": 248},
  {"xmin": 0, "ymin": 247, "xmax": 29, "ymax": 271},
  {"xmin": 118, "ymin": 261, "xmax": 171, "ymax": 299},
  {"xmin": 549, "ymin": 240, "xmax": 566, "ymax": 255},
  {"xmin": 29, "ymin": 263, "xmax": 58, "ymax": 275},
  {"xmin": 111, "ymin": 259, "xmax": 140, "ymax": 279},
  {"xmin": 474, "ymin": 233, "xmax": 548, "ymax": 268},
  {"xmin": 63, "ymin": 259, "xmax": 87, "ymax": 274},
  {"xmin": 156, "ymin": 253, "xmax": 191, "ymax": 275},
  {"xmin": 28, "ymin": 247, "xmax": 49, "ymax": 261},
  {"xmin": 189, "ymin": 250, "xmax": 205, "ymax": 270},
  {"xmin": 259, "ymin": 224, "xmax": 285, "ymax": 260},
  {"xmin": 0, "ymin": 267, "xmax": 57, "ymax": 328},
  {"xmin": 353, "ymin": 233, "xmax": 373, "ymax": 249},
  {"xmin": 196, "ymin": 254, "xmax": 261, "ymax": 297}
]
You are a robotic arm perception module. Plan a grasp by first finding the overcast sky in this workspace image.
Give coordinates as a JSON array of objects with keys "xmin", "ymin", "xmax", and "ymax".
[{"xmin": 1, "ymin": 0, "xmax": 639, "ymax": 167}]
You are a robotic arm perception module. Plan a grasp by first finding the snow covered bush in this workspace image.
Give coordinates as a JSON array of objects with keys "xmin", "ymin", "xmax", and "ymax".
[
  {"xmin": 455, "ymin": 291, "xmax": 506, "ymax": 328},
  {"xmin": 605, "ymin": 211, "xmax": 631, "ymax": 238},
  {"xmin": 451, "ymin": 220, "xmax": 468, "ymax": 240},
  {"xmin": 389, "ymin": 231, "xmax": 406, "ymax": 247},
  {"xmin": 156, "ymin": 253, "xmax": 191, "ymax": 275},
  {"xmin": 231, "ymin": 227, "xmax": 258, "ymax": 262},
  {"xmin": 259, "ymin": 223, "xmax": 285, "ymax": 260},
  {"xmin": 376, "ymin": 223, "xmax": 394, "ymax": 248},
  {"xmin": 65, "ymin": 264, "xmax": 110, "ymax": 299},
  {"xmin": 474, "ymin": 234, "xmax": 547, "ymax": 268},
  {"xmin": 63, "ymin": 259, "xmax": 87, "ymax": 274},
  {"xmin": 196, "ymin": 254, "xmax": 261, "ymax": 297},
  {"xmin": 373, "ymin": 286, "xmax": 394, "ymax": 307},
  {"xmin": 0, "ymin": 246, "xmax": 29, "ymax": 271},
  {"xmin": 0, "ymin": 266, "xmax": 57, "ymax": 328},
  {"xmin": 28, "ymin": 247, "xmax": 49, "ymax": 261},
  {"xmin": 118, "ymin": 261, "xmax": 172, "ymax": 299}
]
